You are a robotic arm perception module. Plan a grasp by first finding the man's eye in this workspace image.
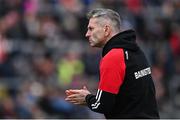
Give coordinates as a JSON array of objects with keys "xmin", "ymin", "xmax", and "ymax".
[{"xmin": 88, "ymin": 27, "xmax": 93, "ymax": 31}]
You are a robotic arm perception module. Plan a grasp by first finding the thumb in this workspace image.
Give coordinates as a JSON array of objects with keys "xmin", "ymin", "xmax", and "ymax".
[{"xmin": 83, "ymin": 86, "xmax": 87, "ymax": 90}]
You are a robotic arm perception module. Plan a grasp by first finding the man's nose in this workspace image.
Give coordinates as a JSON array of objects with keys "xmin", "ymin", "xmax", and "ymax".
[{"xmin": 85, "ymin": 31, "xmax": 90, "ymax": 38}]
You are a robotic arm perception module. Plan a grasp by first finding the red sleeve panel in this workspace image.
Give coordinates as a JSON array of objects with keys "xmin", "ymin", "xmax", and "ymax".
[{"xmin": 99, "ymin": 49, "xmax": 126, "ymax": 94}]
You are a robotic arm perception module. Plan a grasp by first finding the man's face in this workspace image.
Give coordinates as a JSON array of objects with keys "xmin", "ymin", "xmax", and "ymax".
[{"xmin": 85, "ymin": 18, "xmax": 106, "ymax": 47}]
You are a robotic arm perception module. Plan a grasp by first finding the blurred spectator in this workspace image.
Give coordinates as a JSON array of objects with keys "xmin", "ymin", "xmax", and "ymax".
[
  {"xmin": 32, "ymin": 51, "xmax": 55, "ymax": 79},
  {"xmin": 0, "ymin": 96, "xmax": 17, "ymax": 118},
  {"xmin": 82, "ymin": 47, "xmax": 101, "ymax": 77},
  {"xmin": 57, "ymin": 51, "xmax": 84, "ymax": 89},
  {"xmin": 169, "ymin": 24, "xmax": 180, "ymax": 58},
  {"xmin": 0, "ymin": 34, "xmax": 16, "ymax": 77},
  {"xmin": 169, "ymin": 57, "xmax": 180, "ymax": 109}
]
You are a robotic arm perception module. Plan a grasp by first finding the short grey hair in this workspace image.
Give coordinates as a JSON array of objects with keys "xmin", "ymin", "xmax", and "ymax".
[{"xmin": 87, "ymin": 8, "xmax": 121, "ymax": 31}]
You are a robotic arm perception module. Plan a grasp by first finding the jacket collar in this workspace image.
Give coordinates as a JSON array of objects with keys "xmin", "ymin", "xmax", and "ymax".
[{"xmin": 102, "ymin": 29, "xmax": 139, "ymax": 57}]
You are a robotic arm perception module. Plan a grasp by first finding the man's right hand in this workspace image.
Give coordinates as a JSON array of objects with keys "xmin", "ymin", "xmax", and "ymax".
[{"xmin": 65, "ymin": 86, "xmax": 91, "ymax": 105}]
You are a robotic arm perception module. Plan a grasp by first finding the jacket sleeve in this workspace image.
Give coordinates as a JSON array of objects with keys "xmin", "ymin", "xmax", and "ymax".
[
  {"xmin": 85, "ymin": 89, "xmax": 116, "ymax": 114},
  {"xmin": 85, "ymin": 49, "xmax": 126, "ymax": 114}
]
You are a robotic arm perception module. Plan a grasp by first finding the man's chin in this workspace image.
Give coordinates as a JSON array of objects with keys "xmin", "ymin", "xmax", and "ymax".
[
  {"xmin": 89, "ymin": 43, "xmax": 95, "ymax": 47},
  {"xmin": 89, "ymin": 42, "xmax": 102, "ymax": 47},
  {"xmin": 91, "ymin": 44, "xmax": 101, "ymax": 48},
  {"xmin": 90, "ymin": 43, "xmax": 96, "ymax": 47},
  {"xmin": 90, "ymin": 45, "xmax": 96, "ymax": 47}
]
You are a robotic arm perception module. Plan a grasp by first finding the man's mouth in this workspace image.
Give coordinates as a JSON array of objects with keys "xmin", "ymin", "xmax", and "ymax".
[{"xmin": 89, "ymin": 40, "xmax": 93, "ymax": 43}]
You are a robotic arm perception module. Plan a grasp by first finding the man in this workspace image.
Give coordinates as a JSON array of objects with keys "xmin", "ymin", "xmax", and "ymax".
[{"xmin": 65, "ymin": 8, "xmax": 160, "ymax": 119}]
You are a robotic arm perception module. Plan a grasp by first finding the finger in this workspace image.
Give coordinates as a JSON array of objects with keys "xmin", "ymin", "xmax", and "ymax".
[
  {"xmin": 65, "ymin": 97, "xmax": 70, "ymax": 101},
  {"xmin": 66, "ymin": 100, "xmax": 78, "ymax": 104},
  {"xmin": 70, "ymin": 90, "xmax": 82, "ymax": 93},
  {"xmin": 65, "ymin": 90, "xmax": 73, "ymax": 96},
  {"xmin": 74, "ymin": 102, "xmax": 81, "ymax": 105},
  {"xmin": 66, "ymin": 90, "xmax": 79, "ymax": 96},
  {"xmin": 66, "ymin": 94, "xmax": 81, "ymax": 99},
  {"xmin": 65, "ymin": 97, "xmax": 73, "ymax": 101},
  {"xmin": 67, "ymin": 90, "xmax": 82, "ymax": 94},
  {"xmin": 65, "ymin": 97, "xmax": 77, "ymax": 101},
  {"xmin": 65, "ymin": 98, "xmax": 76, "ymax": 102},
  {"xmin": 65, "ymin": 98, "xmax": 79, "ymax": 103}
]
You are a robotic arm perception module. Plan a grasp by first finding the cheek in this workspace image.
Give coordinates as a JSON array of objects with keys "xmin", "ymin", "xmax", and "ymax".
[{"xmin": 93, "ymin": 30, "xmax": 104, "ymax": 39}]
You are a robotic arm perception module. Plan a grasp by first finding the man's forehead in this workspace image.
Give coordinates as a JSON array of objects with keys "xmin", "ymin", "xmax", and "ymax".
[
  {"xmin": 89, "ymin": 17, "xmax": 108, "ymax": 26},
  {"xmin": 89, "ymin": 18, "xmax": 98, "ymax": 24},
  {"xmin": 87, "ymin": 18, "xmax": 97, "ymax": 27}
]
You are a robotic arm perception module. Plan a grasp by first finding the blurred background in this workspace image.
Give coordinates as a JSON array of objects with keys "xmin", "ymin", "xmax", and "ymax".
[{"xmin": 0, "ymin": 0, "xmax": 180, "ymax": 118}]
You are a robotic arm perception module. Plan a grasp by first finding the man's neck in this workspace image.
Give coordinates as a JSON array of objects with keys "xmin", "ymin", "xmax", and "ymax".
[{"xmin": 103, "ymin": 31, "xmax": 120, "ymax": 47}]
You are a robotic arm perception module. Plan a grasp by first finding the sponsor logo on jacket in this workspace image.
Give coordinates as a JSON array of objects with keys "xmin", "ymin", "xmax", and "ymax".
[{"xmin": 134, "ymin": 67, "xmax": 151, "ymax": 79}]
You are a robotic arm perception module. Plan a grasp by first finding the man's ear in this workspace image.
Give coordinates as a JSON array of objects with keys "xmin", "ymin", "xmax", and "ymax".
[{"xmin": 104, "ymin": 25, "xmax": 111, "ymax": 37}]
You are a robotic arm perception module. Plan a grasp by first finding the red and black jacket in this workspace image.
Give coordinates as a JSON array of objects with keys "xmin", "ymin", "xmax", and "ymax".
[{"xmin": 85, "ymin": 30, "xmax": 160, "ymax": 119}]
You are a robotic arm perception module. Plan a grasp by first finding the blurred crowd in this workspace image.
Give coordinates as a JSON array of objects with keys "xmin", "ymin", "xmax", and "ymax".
[{"xmin": 0, "ymin": 0, "xmax": 180, "ymax": 118}]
